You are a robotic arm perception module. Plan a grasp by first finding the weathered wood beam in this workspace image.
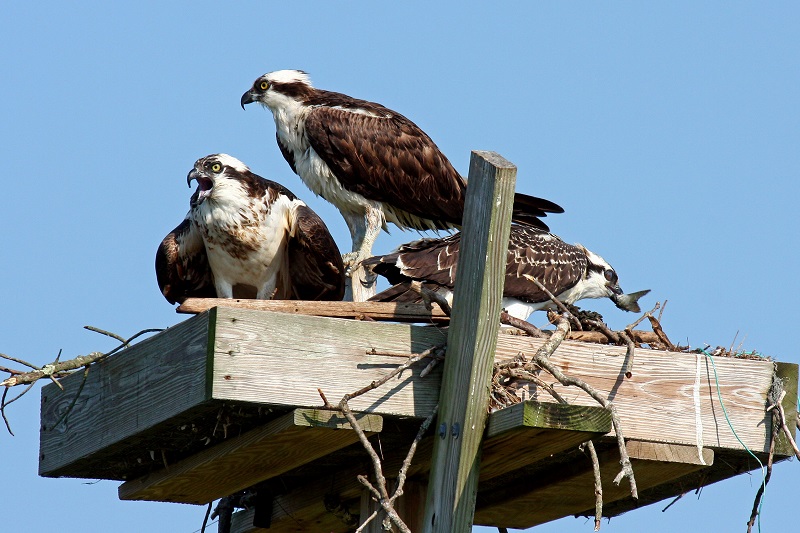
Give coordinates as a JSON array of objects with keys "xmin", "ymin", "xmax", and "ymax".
[
  {"xmin": 227, "ymin": 401, "xmax": 611, "ymax": 533},
  {"xmin": 39, "ymin": 306, "xmax": 797, "ymax": 482},
  {"xmin": 480, "ymin": 401, "xmax": 612, "ymax": 482},
  {"xmin": 423, "ymin": 151, "xmax": 517, "ymax": 533},
  {"xmin": 775, "ymin": 361, "xmax": 799, "ymax": 456},
  {"xmin": 474, "ymin": 440, "xmax": 715, "ymax": 529},
  {"xmin": 39, "ymin": 314, "xmax": 213, "ymax": 478},
  {"xmin": 176, "ymin": 298, "xmax": 449, "ymax": 322},
  {"xmin": 118, "ymin": 409, "xmax": 382, "ymax": 504}
]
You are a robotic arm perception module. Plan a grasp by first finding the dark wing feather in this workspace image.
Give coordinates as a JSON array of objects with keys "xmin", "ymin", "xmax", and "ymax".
[
  {"xmin": 502, "ymin": 226, "xmax": 586, "ymax": 302},
  {"xmin": 276, "ymin": 132, "xmax": 297, "ymax": 174},
  {"xmin": 286, "ymin": 205, "xmax": 346, "ymax": 301},
  {"xmin": 304, "ymin": 107, "xmax": 466, "ymax": 228},
  {"xmin": 367, "ymin": 225, "xmax": 586, "ymax": 304},
  {"xmin": 155, "ymin": 217, "xmax": 215, "ymax": 304},
  {"xmin": 511, "ymin": 192, "xmax": 564, "ymax": 231}
]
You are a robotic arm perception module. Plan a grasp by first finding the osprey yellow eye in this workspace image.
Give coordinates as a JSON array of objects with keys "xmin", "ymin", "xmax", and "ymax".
[
  {"xmin": 259, "ymin": 80, "xmax": 269, "ymax": 91},
  {"xmin": 211, "ymin": 163, "xmax": 222, "ymax": 172}
]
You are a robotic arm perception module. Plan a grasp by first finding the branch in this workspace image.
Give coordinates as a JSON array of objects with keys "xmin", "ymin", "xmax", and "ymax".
[
  {"xmin": 1, "ymin": 328, "xmax": 163, "ymax": 388},
  {"xmin": 409, "ymin": 280, "xmax": 452, "ymax": 316},
  {"xmin": 500, "ymin": 312, "xmax": 639, "ymax": 499},
  {"xmin": 522, "ymin": 274, "xmax": 581, "ymax": 330},
  {"xmin": 583, "ymin": 440, "xmax": 603, "ymax": 531},
  {"xmin": 320, "ymin": 343, "xmax": 444, "ymax": 531}
]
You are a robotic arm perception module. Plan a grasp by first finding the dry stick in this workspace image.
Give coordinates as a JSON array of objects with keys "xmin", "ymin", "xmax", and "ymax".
[
  {"xmin": 500, "ymin": 312, "xmax": 639, "ymax": 499},
  {"xmin": 767, "ymin": 390, "xmax": 800, "ymax": 460},
  {"xmin": 583, "ymin": 319, "xmax": 621, "ymax": 345},
  {"xmin": 409, "ymin": 280, "xmax": 452, "ymax": 316},
  {"xmin": 1, "ymin": 328, "xmax": 163, "ymax": 388},
  {"xmin": 503, "ymin": 354, "xmax": 605, "ymax": 528},
  {"xmin": 320, "ymin": 344, "xmax": 444, "ymax": 533},
  {"xmin": 646, "ymin": 314, "xmax": 676, "ymax": 351},
  {"xmin": 746, "ymin": 421, "xmax": 777, "ymax": 533},
  {"xmin": 584, "ymin": 440, "xmax": 603, "ymax": 531},
  {"xmin": 617, "ymin": 330, "xmax": 635, "ymax": 378},
  {"xmin": 1, "ymin": 382, "xmax": 35, "ymax": 436},
  {"xmin": 500, "ymin": 312, "xmax": 551, "ymax": 339},
  {"xmin": 0, "ymin": 353, "xmax": 41, "ymax": 371},
  {"xmin": 84, "ymin": 325, "xmax": 128, "ymax": 345},
  {"xmin": 522, "ymin": 274, "xmax": 581, "ymax": 330}
]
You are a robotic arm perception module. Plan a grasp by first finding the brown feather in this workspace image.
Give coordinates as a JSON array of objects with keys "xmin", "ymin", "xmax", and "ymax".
[{"xmin": 367, "ymin": 225, "xmax": 587, "ymax": 304}]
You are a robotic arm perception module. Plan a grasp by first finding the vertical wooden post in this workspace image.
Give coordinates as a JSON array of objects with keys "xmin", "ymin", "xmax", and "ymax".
[{"xmin": 422, "ymin": 151, "xmax": 517, "ymax": 532}]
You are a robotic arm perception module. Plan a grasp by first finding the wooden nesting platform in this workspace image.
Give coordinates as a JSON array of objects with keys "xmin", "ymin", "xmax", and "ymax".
[{"xmin": 38, "ymin": 302, "xmax": 798, "ymax": 531}]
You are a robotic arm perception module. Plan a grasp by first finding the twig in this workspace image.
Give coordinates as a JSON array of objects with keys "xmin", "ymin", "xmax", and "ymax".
[
  {"xmin": 522, "ymin": 274, "xmax": 581, "ymax": 330},
  {"xmin": 500, "ymin": 312, "xmax": 639, "ymax": 499},
  {"xmin": 767, "ymin": 390, "xmax": 800, "ymax": 460},
  {"xmin": 499, "ymin": 311, "xmax": 547, "ymax": 338},
  {"xmin": 409, "ymin": 280, "xmax": 452, "ymax": 316},
  {"xmin": 1, "ymin": 388, "xmax": 14, "ymax": 436},
  {"xmin": 325, "ymin": 343, "xmax": 444, "ymax": 533},
  {"xmin": 618, "ymin": 330, "xmax": 635, "ymax": 378},
  {"xmin": 50, "ymin": 367, "xmax": 90, "ymax": 430},
  {"xmin": 661, "ymin": 493, "xmax": 684, "ymax": 512},
  {"xmin": 84, "ymin": 325, "xmax": 128, "ymax": 345},
  {"xmin": 746, "ymin": 421, "xmax": 777, "ymax": 533},
  {"xmin": 583, "ymin": 319, "xmax": 621, "ymax": 344},
  {"xmin": 200, "ymin": 501, "xmax": 213, "ymax": 533},
  {"xmin": 0, "ymin": 353, "xmax": 40, "ymax": 371},
  {"xmin": 646, "ymin": 314, "xmax": 675, "ymax": 351},
  {"xmin": 1, "ymin": 382, "xmax": 36, "ymax": 436},
  {"xmin": 354, "ymin": 509, "xmax": 379, "ymax": 533},
  {"xmin": 584, "ymin": 440, "xmax": 603, "ymax": 531},
  {"xmin": 625, "ymin": 302, "xmax": 659, "ymax": 332},
  {"xmin": 393, "ymin": 404, "xmax": 438, "ymax": 503},
  {"xmin": 1, "ymin": 328, "xmax": 163, "ymax": 388}
]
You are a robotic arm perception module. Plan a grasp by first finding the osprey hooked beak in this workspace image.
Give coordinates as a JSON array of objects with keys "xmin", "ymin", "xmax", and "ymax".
[
  {"xmin": 241, "ymin": 90, "xmax": 255, "ymax": 110},
  {"xmin": 187, "ymin": 168, "xmax": 214, "ymax": 205}
]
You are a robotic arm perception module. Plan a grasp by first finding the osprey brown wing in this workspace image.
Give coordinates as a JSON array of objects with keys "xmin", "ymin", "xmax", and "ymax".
[
  {"xmin": 286, "ymin": 205, "xmax": 346, "ymax": 301},
  {"xmin": 501, "ymin": 227, "xmax": 587, "ymax": 303},
  {"xmin": 155, "ymin": 217, "xmax": 215, "ymax": 304},
  {"xmin": 304, "ymin": 107, "xmax": 466, "ymax": 229}
]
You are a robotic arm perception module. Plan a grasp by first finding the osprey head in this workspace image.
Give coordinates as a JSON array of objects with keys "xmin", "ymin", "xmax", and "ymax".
[
  {"xmin": 240, "ymin": 70, "xmax": 314, "ymax": 110},
  {"xmin": 187, "ymin": 154, "xmax": 250, "ymax": 206},
  {"xmin": 581, "ymin": 246, "xmax": 650, "ymax": 313}
]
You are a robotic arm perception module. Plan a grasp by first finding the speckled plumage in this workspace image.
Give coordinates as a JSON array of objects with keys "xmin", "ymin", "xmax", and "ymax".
[
  {"xmin": 156, "ymin": 154, "xmax": 345, "ymax": 304},
  {"xmin": 366, "ymin": 225, "xmax": 645, "ymax": 320}
]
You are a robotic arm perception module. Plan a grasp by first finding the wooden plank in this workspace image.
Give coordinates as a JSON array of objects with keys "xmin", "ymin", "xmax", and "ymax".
[
  {"xmin": 474, "ymin": 440, "xmax": 715, "ymax": 529},
  {"xmin": 775, "ymin": 361, "xmax": 798, "ymax": 456},
  {"xmin": 480, "ymin": 402, "xmax": 612, "ymax": 482},
  {"xmin": 39, "ymin": 311, "xmax": 213, "ymax": 478},
  {"xmin": 118, "ymin": 409, "xmax": 383, "ymax": 504},
  {"xmin": 177, "ymin": 298, "xmax": 449, "ymax": 323},
  {"xmin": 423, "ymin": 150, "xmax": 518, "ymax": 533},
  {"xmin": 226, "ymin": 401, "xmax": 611, "ymax": 533},
  {"xmin": 491, "ymin": 336, "xmax": 787, "ymax": 453},
  {"xmin": 210, "ymin": 306, "xmax": 446, "ymax": 418},
  {"xmin": 38, "ymin": 305, "xmax": 796, "ymax": 480}
]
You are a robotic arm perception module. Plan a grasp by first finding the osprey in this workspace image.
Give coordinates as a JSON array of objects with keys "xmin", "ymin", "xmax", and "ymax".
[
  {"xmin": 365, "ymin": 225, "xmax": 649, "ymax": 320},
  {"xmin": 156, "ymin": 154, "xmax": 345, "ymax": 304},
  {"xmin": 240, "ymin": 70, "xmax": 564, "ymax": 268}
]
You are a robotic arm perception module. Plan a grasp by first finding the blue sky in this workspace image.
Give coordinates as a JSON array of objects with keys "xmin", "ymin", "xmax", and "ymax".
[{"xmin": 1, "ymin": 2, "xmax": 797, "ymax": 532}]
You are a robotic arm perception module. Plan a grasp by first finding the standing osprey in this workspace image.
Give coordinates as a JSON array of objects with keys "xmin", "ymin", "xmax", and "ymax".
[
  {"xmin": 240, "ymin": 70, "xmax": 564, "ymax": 268},
  {"xmin": 156, "ymin": 154, "xmax": 345, "ymax": 304},
  {"xmin": 365, "ymin": 225, "xmax": 649, "ymax": 320}
]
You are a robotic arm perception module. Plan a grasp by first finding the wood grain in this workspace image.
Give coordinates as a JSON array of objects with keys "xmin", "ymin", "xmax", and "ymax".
[
  {"xmin": 39, "ymin": 312, "xmax": 213, "ymax": 477},
  {"xmin": 422, "ymin": 151, "xmax": 518, "ymax": 533},
  {"xmin": 474, "ymin": 440, "xmax": 714, "ymax": 529},
  {"xmin": 118, "ymin": 409, "xmax": 382, "ymax": 504},
  {"xmin": 177, "ymin": 298, "xmax": 449, "ymax": 322}
]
